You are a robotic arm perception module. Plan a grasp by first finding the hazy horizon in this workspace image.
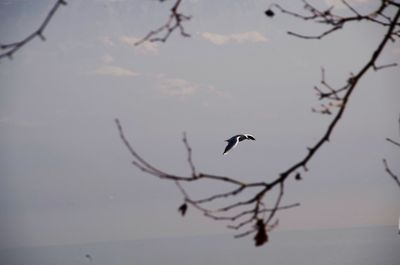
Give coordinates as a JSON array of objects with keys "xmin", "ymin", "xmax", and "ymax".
[{"xmin": 1, "ymin": 226, "xmax": 399, "ymax": 265}]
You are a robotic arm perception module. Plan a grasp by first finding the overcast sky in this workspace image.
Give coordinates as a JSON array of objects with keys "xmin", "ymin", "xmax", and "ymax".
[{"xmin": 0, "ymin": 0, "xmax": 399, "ymax": 249}]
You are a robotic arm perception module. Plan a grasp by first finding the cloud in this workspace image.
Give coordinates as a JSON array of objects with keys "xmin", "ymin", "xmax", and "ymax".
[
  {"xmin": 201, "ymin": 31, "xmax": 268, "ymax": 45},
  {"xmin": 205, "ymin": 85, "xmax": 230, "ymax": 99},
  {"xmin": 102, "ymin": 54, "xmax": 114, "ymax": 64},
  {"xmin": 99, "ymin": 36, "xmax": 115, "ymax": 46},
  {"xmin": 158, "ymin": 77, "xmax": 198, "ymax": 97},
  {"xmin": 92, "ymin": 65, "xmax": 139, "ymax": 77},
  {"xmin": 155, "ymin": 74, "xmax": 228, "ymax": 100},
  {"xmin": 120, "ymin": 36, "xmax": 159, "ymax": 55},
  {"xmin": 99, "ymin": 36, "xmax": 159, "ymax": 55}
]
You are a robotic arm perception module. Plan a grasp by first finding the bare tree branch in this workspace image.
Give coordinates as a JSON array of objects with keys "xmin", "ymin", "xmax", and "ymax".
[
  {"xmin": 1, "ymin": 0, "xmax": 397, "ymax": 248},
  {"xmin": 183, "ymin": 132, "xmax": 197, "ymax": 177},
  {"xmin": 383, "ymin": 159, "xmax": 400, "ymax": 188},
  {"xmin": 276, "ymin": 5, "xmax": 400, "ymax": 185},
  {"xmin": 269, "ymin": 0, "xmax": 395, "ymax": 40},
  {"xmin": 386, "ymin": 137, "xmax": 400, "ymax": 147},
  {"xmin": 0, "ymin": 0, "xmax": 67, "ymax": 60},
  {"xmin": 383, "ymin": 114, "xmax": 400, "ymax": 188},
  {"xmin": 115, "ymin": 117, "xmax": 293, "ymax": 244},
  {"xmin": 372, "ymin": 62, "xmax": 398, "ymax": 71},
  {"xmin": 117, "ymin": 2, "xmax": 400, "ymax": 246},
  {"xmin": 135, "ymin": 0, "xmax": 191, "ymax": 46}
]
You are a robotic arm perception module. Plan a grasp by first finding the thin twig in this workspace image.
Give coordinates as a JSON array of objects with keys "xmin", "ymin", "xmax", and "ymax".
[
  {"xmin": 116, "ymin": 1, "xmax": 400, "ymax": 247},
  {"xmin": 183, "ymin": 132, "xmax": 197, "ymax": 177},
  {"xmin": 0, "ymin": 0, "xmax": 67, "ymax": 60},
  {"xmin": 135, "ymin": 0, "xmax": 191, "ymax": 46},
  {"xmin": 383, "ymin": 159, "xmax": 400, "ymax": 187},
  {"xmin": 386, "ymin": 137, "xmax": 400, "ymax": 147}
]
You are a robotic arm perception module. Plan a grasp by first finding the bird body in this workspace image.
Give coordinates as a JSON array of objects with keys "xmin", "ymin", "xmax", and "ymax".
[{"xmin": 223, "ymin": 134, "xmax": 256, "ymax": 155}]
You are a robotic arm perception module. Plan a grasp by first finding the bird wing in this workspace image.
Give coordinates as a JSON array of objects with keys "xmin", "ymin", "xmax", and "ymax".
[
  {"xmin": 223, "ymin": 137, "xmax": 239, "ymax": 155},
  {"xmin": 245, "ymin": 134, "xmax": 256, "ymax": 140},
  {"xmin": 238, "ymin": 135, "xmax": 247, "ymax": 142}
]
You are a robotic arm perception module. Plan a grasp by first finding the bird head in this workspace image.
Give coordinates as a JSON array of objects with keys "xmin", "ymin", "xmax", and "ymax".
[{"xmin": 246, "ymin": 134, "xmax": 256, "ymax": 140}]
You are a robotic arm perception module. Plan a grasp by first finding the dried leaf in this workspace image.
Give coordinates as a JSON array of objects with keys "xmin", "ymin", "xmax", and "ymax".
[
  {"xmin": 265, "ymin": 9, "xmax": 275, "ymax": 17},
  {"xmin": 178, "ymin": 203, "xmax": 188, "ymax": 216},
  {"xmin": 254, "ymin": 219, "xmax": 268, "ymax": 247}
]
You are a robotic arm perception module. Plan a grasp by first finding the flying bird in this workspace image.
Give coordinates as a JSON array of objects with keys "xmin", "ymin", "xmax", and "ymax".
[
  {"xmin": 223, "ymin": 134, "xmax": 256, "ymax": 155},
  {"xmin": 398, "ymin": 215, "xmax": 400, "ymax": 235}
]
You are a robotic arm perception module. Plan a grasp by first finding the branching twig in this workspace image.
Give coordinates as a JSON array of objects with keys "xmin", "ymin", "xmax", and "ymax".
[
  {"xmin": 183, "ymin": 132, "xmax": 196, "ymax": 177},
  {"xmin": 0, "ymin": 0, "xmax": 67, "ymax": 60},
  {"xmin": 383, "ymin": 159, "xmax": 400, "ymax": 187},
  {"xmin": 270, "ymin": 0, "xmax": 395, "ymax": 40},
  {"xmin": 115, "ymin": 118, "xmax": 295, "ymax": 245},
  {"xmin": 117, "ymin": 1, "xmax": 400, "ymax": 246},
  {"xmin": 135, "ymin": 0, "xmax": 191, "ymax": 46},
  {"xmin": 275, "ymin": 6, "xmax": 400, "ymax": 187},
  {"xmin": 373, "ymin": 62, "xmax": 398, "ymax": 71},
  {"xmin": 383, "ymin": 114, "xmax": 400, "ymax": 188}
]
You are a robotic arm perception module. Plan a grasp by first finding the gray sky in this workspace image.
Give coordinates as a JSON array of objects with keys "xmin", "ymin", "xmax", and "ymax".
[{"xmin": 0, "ymin": 0, "xmax": 399, "ymax": 248}]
